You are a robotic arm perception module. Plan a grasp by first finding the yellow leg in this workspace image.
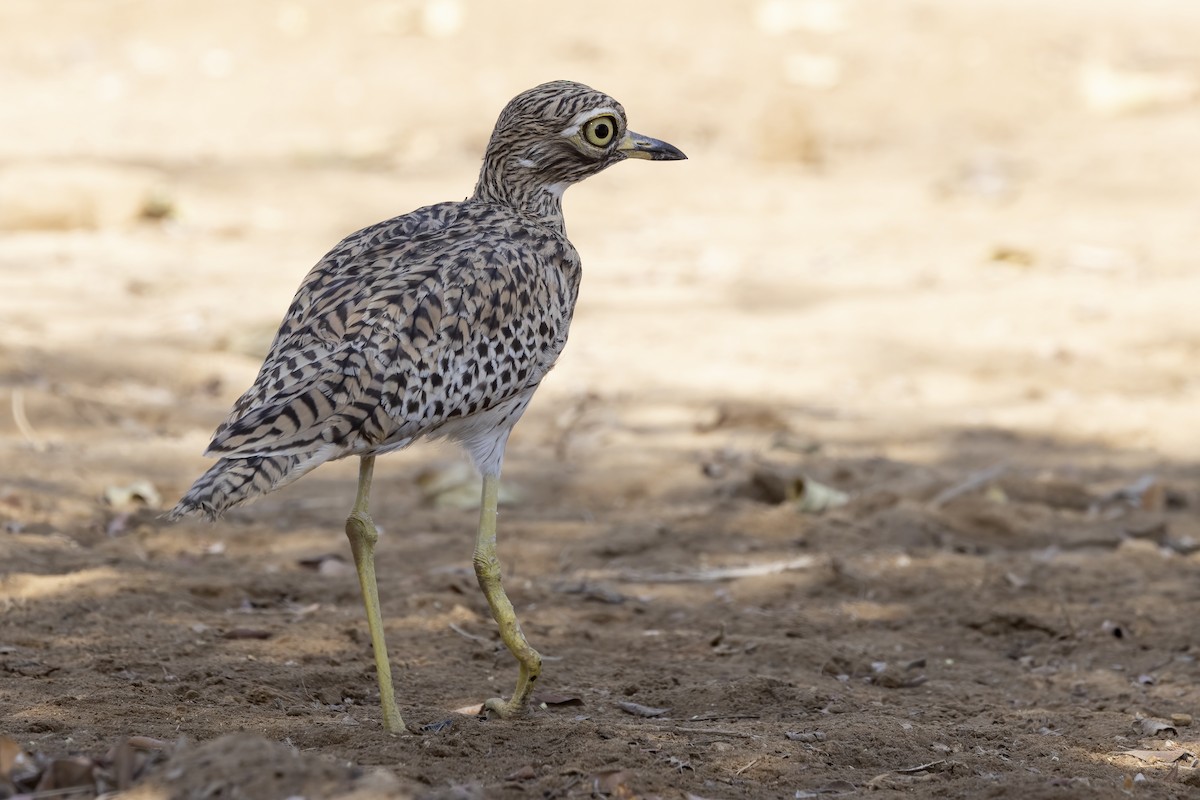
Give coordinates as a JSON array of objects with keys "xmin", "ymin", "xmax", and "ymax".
[
  {"xmin": 473, "ymin": 472, "xmax": 542, "ymax": 718},
  {"xmin": 344, "ymin": 456, "xmax": 406, "ymax": 733}
]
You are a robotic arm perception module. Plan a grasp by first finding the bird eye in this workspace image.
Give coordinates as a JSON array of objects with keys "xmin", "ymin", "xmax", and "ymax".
[{"xmin": 583, "ymin": 115, "xmax": 617, "ymax": 147}]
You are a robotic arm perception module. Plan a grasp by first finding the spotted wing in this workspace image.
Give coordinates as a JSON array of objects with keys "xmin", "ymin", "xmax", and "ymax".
[{"xmin": 204, "ymin": 206, "xmax": 580, "ymax": 461}]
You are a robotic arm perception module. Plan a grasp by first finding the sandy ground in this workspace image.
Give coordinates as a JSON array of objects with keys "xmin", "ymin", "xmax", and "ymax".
[{"xmin": 3, "ymin": 1, "xmax": 1200, "ymax": 797}]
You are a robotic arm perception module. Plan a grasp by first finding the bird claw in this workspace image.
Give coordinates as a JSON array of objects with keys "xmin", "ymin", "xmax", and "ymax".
[{"xmin": 480, "ymin": 696, "xmax": 528, "ymax": 719}]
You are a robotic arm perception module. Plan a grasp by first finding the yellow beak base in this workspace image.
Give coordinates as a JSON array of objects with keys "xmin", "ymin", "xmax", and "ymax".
[{"xmin": 617, "ymin": 130, "xmax": 687, "ymax": 161}]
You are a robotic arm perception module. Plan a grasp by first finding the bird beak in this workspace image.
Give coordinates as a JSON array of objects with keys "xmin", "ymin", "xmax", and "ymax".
[{"xmin": 617, "ymin": 130, "xmax": 688, "ymax": 161}]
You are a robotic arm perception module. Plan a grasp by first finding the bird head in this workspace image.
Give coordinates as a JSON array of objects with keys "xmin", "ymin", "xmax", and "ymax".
[{"xmin": 473, "ymin": 80, "xmax": 686, "ymax": 219}]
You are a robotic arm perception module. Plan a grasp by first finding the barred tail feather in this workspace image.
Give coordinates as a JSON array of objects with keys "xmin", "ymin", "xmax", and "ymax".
[{"xmin": 168, "ymin": 454, "xmax": 318, "ymax": 521}]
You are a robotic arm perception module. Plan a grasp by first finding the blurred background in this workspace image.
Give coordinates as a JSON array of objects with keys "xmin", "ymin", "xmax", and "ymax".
[
  {"xmin": 3, "ymin": 0, "xmax": 1199, "ymax": 481},
  {"xmin": 3, "ymin": 1, "xmax": 1200, "ymax": 794}
]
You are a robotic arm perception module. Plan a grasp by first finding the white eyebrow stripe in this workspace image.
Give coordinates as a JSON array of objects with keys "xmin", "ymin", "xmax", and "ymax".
[{"xmin": 559, "ymin": 106, "xmax": 619, "ymax": 137}]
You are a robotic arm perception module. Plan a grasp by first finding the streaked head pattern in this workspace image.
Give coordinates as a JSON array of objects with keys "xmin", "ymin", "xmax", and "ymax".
[{"xmin": 472, "ymin": 80, "xmax": 686, "ymax": 219}]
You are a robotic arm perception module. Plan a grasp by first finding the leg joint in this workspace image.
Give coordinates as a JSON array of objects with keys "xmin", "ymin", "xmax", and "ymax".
[
  {"xmin": 345, "ymin": 510, "xmax": 379, "ymax": 547},
  {"xmin": 473, "ymin": 553, "xmax": 501, "ymax": 581}
]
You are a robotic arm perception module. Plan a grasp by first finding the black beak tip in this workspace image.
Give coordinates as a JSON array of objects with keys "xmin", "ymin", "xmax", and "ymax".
[
  {"xmin": 625, "ymin": 133, "xmax": 688, "ymax": 162},
  {"xmin": 658, "ymin": 142, "xmax": 688, "ymax": 161}
]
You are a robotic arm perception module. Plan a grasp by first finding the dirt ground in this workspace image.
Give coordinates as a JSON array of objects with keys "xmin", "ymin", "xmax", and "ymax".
[{"xmin": 3, "ymin": 1, "xmax": 1200, "ymax": 798}]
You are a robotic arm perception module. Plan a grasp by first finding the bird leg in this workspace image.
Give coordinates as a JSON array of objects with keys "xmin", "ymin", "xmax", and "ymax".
[
  {"xmin": 473, "ymin": 472, "xmax": 542, "ymax": 718},
  {"xmin": 344, "ymin": 455, "xmax": 406, "ymax": 733}
]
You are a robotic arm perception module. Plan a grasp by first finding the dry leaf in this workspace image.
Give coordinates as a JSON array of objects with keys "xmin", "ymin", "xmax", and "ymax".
[
  {"xmin": 796, "ymin": 476, "xmax": 850, "ymax": 513},
  {"xmin": 532, "ymin": 692, "xmax": 583, "ymax": 707},
  {"xmin": 420, "ymin": 718, "xmax": 456, "ymax": 734},
  {"xmin": 1119, "ymin": 748, "xmax": 1193, "ymax": 764},
  {"xmin": 616, "ymin": 701, "xmax": 668, "ymax": 718},
  {"xmin": 1137, "ymin": 718, "xmax": 1177, "ymax": 737},
  {"xmin": 750, "ymin": 467, "xmax": 849, "ymax": 512},
  {"xmin": 1098, "ymin": 474, "xmax": 1165, "ymax": 511},
  {"xmin": 451, "ymin": 703, "xmax": 485, "ymax": 716}
]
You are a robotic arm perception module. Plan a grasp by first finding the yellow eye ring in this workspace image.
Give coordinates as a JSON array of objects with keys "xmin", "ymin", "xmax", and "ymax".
[{"xmin": 582, "ymin": 115, "xmax": 618, "ymax": 147}]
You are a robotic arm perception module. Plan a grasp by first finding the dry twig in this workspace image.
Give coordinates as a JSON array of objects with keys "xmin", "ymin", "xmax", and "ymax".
[
  {"xmin": 929, "ymin": 465, "xmax": 1006, "ymax": 508},
  {"xmin": 588, "ymin": 556, "xmax": 817, "ymax": 584},
  {"xmin": 11, "ymin": 388, "xmax": 46, "ymax": 452}
]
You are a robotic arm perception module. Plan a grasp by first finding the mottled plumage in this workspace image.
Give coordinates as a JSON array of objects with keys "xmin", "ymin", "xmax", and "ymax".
[
  {"xmin": 170, "ymin": 80, "xmax": 685, "ymax": 730},
  {"xmin": 172, "ymin": 201, "xmax": 578, "ymax": 517}
]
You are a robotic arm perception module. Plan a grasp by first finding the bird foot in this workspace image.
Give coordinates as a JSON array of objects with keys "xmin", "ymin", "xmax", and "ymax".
[{"xmin": 480, "ymin": 696, "xmax": 529, "ymax": 719}]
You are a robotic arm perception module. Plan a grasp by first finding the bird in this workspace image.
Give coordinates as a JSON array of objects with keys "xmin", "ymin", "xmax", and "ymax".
[{"xmin": 169, "ymin": 80, "xmax": 686, "ymax": 733}]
